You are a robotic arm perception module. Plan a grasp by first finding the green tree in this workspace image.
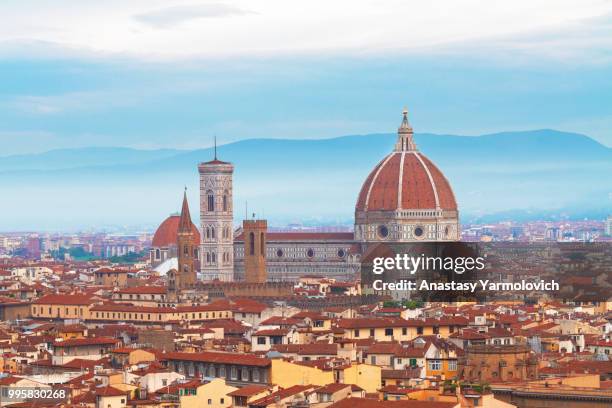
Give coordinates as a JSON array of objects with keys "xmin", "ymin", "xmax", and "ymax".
[{"xmin": 402, "ymin": 299, "xmax": 423, "ymax": 310}]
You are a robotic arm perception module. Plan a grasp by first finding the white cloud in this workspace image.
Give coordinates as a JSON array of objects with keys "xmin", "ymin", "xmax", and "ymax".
[
  {"xmin": 0, "ymin": 0, "xmax": 611, "ymax": 61},
  {"xmin": 133, "ymin": 3, "xmax": 254, "ymax": 28},
  {"xmin": 3, "ymin": 90, "xmax": 144, "ymax": 115}
]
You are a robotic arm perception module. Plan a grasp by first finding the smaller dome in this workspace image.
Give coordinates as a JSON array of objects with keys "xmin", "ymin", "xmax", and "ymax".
[{"xmin": 152, "ymin": 215, "xmax": 201, "ymax": 247}]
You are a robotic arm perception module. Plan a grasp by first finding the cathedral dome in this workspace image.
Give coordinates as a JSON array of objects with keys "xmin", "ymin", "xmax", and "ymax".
[
  {"xmin": 355, "ymin": 149, "xmax": 457, "ymax": 212},
  {"xmin": 354, "ymin": 108, "xmax": 459, "ymax": 242},
  {"xmin": 152, "ymin": 215, "xmax": 201, "ymax": 248}
]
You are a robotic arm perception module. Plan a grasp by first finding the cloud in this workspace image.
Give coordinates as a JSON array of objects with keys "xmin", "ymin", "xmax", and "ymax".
[
  {"xmin": 3, "ymin": 91, "xmax": 141, "ymax": 115},
  {"xmin": 1, "ymin": 0, "xmax": 612, "ymax": 61},
  {"xmin": 133, "ymin": 3, "xmax": 255, "ymax": 28},
  {"xmin": 471, "ymin": 12, "xmax": 612, "ymax": 65},
  {"xmin": 8, "ymin": 96, "xmax": 62, "ymax": 114}
]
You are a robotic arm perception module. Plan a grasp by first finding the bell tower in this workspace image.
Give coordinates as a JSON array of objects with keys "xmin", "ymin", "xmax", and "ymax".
[
  {"xmin": 243, "ymin": 219, "xmax": 267, "ymax": 283},
  {"xmin": 198, "ymin": 144, "xmax": 234, "ymax": 281},
  {"xmin": 177, "ymin": 189, "xmax": 197, "ymax": 288}
]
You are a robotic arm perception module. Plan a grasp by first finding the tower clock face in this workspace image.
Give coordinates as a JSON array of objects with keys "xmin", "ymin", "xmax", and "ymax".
[
  {"xmin": 378, "ymin": 225, "xmax": 389, "ymax": 238},
  {"xmin": 414, "ymin": 226, "xmax": 424, "ymax": 237}
]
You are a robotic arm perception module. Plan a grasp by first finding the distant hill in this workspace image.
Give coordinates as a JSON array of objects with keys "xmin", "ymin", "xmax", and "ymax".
[
  {"xmin": 0, "ymin": 147, "xmax": 183, "ymax": 171},
  {"xmin": 0, "ymin": 129, "xmax": 609, "ymax": 230}
]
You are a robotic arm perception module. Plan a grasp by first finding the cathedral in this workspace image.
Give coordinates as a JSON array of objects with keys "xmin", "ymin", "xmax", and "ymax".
[{"xmin": 150, "ymin": 108, "xmax": 459, "ymax": 283}]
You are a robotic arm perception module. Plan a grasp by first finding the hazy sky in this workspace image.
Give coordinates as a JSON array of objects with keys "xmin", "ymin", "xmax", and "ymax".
[{"xmin": 1, "ymin": 0, "xmax": 612, "ymax": 154}]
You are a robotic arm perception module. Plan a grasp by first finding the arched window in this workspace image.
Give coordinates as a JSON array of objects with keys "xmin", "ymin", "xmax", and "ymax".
[
  {"xmin": 155, "ymin": 249, "xmax": 160, "ymax": 260},
  {"xmin": 260, "ymin": 232, "xmax": 265, "ymax": 255},
  {"xmin": 223, "ymin": 191, "xmax": 228, "ymax": 212},
  {"xmin": 206, "ymin": 252, "xmax": 211, "ymax": 263},
  {"xmin": 206, "ymin": 227, "xmax": 210, "ymax": 239},
  {"xmin": 211, "ymin": 227, "xmax": 215, "ymax": 239},
  {"xmin": 249, "ymin": 232, "xmax": 255, "ymax": 255},
  {"xmin": 207, "ymin": 190, "xmax": 215, "ymax": 212},
  {"xmin": 211, "ymin": 252, "xmax": 216, "ymax": 263}
]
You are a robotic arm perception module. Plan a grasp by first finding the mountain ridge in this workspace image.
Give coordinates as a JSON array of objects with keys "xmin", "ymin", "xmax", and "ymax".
[
  {"xmin": 0, "ymin": 129, "xmax": 609, "ymax": 173},
  {"xmin": 0, "ymin": 129, "xmax": 609, "ymax": 230}
]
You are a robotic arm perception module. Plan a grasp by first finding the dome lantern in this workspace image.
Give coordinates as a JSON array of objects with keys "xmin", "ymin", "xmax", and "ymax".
[{"xmin": 394, "ymin": 107, "xmax": 417, "ymax": 152}]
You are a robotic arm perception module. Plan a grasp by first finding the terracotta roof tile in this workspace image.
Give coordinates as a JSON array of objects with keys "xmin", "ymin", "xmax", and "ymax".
[
  {"xmin": 328, "ymin": 397, "xmax": 456, "ymax": 408},
  {"xmin": 235, "ymin": 232, "xmax": 354, "ymax": 242},
  {"xmin": 250, "ymin": 385, "xmax": 315, "ymax": 407},
  {"xmin": 33, "ymin": 293, "xmax": 94, "ymax": 305},
  {"xmin": 356, "ymin": 152, "xmax": 457, "ymax": 212},
  {"xmin": 52, "ymin": 337, "xmax": 119, "ymax": 347},
  {"xmin": 162, "ymin": 351, "xmax": 271, "ymax": 367},
  {"xmin": 227, "ymin": 385, "xmax": 270, "ymax": 397},
  {"xmin": 116, "ymin": 286, "xmax": 167, "ymax": 295}
]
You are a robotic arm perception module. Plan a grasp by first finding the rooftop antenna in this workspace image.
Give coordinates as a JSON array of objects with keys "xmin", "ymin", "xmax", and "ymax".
[
  {"xmin": 214, "ymin": 135, "xmax": 217, "ymax": 160},
  {"xmin": 245, "ymin": 201, "xmax": 248, "ymax": 220}
]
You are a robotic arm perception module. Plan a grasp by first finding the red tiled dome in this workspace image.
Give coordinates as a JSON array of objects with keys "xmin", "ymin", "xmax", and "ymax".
[
  {"xmin": 152, "ymin": 215, "xmax": 200, "ymax": 247},
  {"xmin": 355, "ymin": 151, "xmax": 457, "ymax": 212}
]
